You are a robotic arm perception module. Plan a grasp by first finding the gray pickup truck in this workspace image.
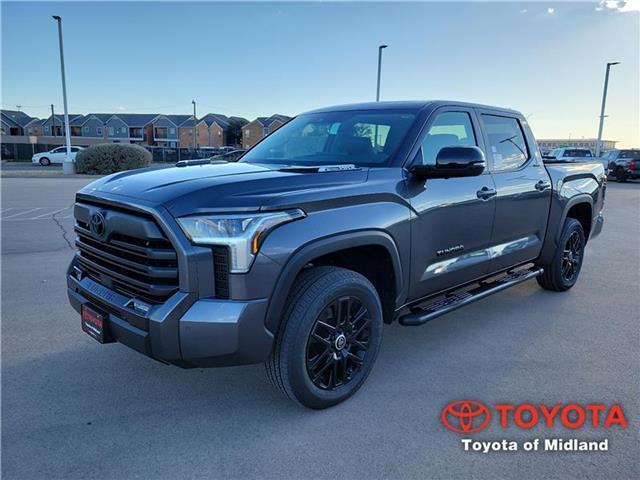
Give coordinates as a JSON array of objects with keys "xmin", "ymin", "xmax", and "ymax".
[{"xmin": 67, "ymin": 101, "xmax": 605, "ymax": 409}]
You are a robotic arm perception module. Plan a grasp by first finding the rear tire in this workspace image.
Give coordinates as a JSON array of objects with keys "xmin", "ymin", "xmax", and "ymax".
[
  {"xmin": 615, "ymin": 167, "xmax": 627, "ymax": 183},
  {"xmin": 537, "ymin": 218, "xmax": 585, "ymax": 292},
  {"xmin": 39, "ymin": 157, "xmax": 51, "ymax": 166},
  {"xmin": 265, "ymin": 266, "xmax": 383, "ymax": 409}
]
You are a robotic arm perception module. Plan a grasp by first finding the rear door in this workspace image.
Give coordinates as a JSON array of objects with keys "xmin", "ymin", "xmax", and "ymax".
[
  {"xmin": 478, "ymin": 111, "xmax": 552, "ymax": 272},
  {"xmin": 50, "ymin": 147, "xmax": 66, "ymax": 163},
  {"xmin": 407, "ymin": 108, "xmax": 496, "ymax": 300}
]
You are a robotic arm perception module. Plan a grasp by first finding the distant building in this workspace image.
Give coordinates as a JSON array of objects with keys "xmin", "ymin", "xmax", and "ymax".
[
  {"xmin": 1, "ymin": 109, "xmax": 35, "ymax": 136},
  {"xmin": 105, "ymin": 114, "xmax": 159, "ymax": 144},
  {"xmin": 151, "ymin": 115, "xmax": 191, "ymax": 147},
  {"xmin": 42, "ymin": 114, "xmax": 82, "ymax": 137},
  {"xmin": 243, "ymin": 114, "xmax": 291, "ymax": 149},
  {"xmin": 537, "ymin": 138, "xmax": 617, "ymax": 155},
  {"xmin": 200, "ymin": 114, "xmax": 248, "ymax": 147},
  {"xmin": 178, "ymin": 117, "xmax": 208, "ymax": 149}
]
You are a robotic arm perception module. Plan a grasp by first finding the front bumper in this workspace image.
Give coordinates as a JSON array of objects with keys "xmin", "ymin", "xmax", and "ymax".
[{"xmin": 67, "ymin": 260, "xmax": 274, "ymax": 368}]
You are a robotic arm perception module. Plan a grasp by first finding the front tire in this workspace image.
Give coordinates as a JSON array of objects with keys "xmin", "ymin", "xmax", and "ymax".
[
  {"xmin": 266, "ymin": 266, "xmax": 383, "ymax": 409},
  {"xmin": 537, "ymin": 218, "xmax": 586, "ymax": 292},
  {"xmin": 39, "ymin": 157, "xmax": 51, "ymax": 166}
]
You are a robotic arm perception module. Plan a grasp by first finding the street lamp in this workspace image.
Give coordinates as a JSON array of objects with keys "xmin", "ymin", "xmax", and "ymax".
[
  {"xmin": 376, "ymin": 45, "xmax": 388, "ymax": 102},
  {"xmin": 52, "ymin": 15, "xmax": 73, "ymax": 174},
  {"xmin": 595, "ymin": 61, "xmax": 620, "ymax": 158}
]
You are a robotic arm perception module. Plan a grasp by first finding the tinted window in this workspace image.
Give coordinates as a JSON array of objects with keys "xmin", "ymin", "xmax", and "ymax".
[
  {"xmin": 619, "ymin": 150, "xmax": 640, "ymax": 159},
  {"xmin": 241, "ymin": 110, "xmax": 416, "ymax": 167},
  {"xmin": 482, "ymin": 115, "xmax": 529, "ymax": 171},
  {"xmin": 420, "ymin": 112, "xmax": 476, "ymax": 165},
  {"xmin": 563, "ymin": 149, "xmax": 592, "ymax": 157}
]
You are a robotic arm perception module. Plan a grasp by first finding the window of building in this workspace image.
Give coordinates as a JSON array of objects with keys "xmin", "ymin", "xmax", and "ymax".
[
  {"xmin": 245, "ymin": 130, "xmax": 250, "ymax": 138},
  {"xmin": 109, "ymin": 127, "xmax": 114, "ymax": 136},
  {"xmin": 84, "ymin": 126, "xmax": 89, "ymax": 133},
  {"xmin": 97, "ymin": 127, "xmax": 103, "ymax": 135},
  {"xmin": 169, "ymin": 127, "xmax": 175, "ymax": 135},
  {"xmin": 420, "ymin": 111, "xmax": 476, "ymax": 165},
  {"xmin": 44, "ymin": 126, "xmax": 49, "ymax": 133},
  {"xmin": 481, "ymin": 114, "xmax": 529, "ymax": 171}
]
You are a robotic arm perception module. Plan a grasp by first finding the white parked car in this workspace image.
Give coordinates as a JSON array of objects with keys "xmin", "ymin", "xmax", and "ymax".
[{"xmin": 32, "ymin": 146, "xmax": 84, "ymax": 166}]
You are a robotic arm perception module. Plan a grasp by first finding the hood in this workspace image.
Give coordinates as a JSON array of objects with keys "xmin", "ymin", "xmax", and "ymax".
[{"xmin": 80, "ymin": 162, "xmax": 370, "ymax": 216}]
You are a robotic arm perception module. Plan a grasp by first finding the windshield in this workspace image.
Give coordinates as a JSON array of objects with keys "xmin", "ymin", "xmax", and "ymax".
[{"xmin": 240, "ymin": 110, "xmax": 417, "ymax": 167}]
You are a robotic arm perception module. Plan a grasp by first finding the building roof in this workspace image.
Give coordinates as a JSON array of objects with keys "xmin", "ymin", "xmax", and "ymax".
[
  {"xmin": 24, "ymin": 118, "xmax": 45, "ymax": 127},
  {"xmin": 112, "ymin": 113, "xmax": 159, "ymax": 126},
  {"xmin": 44, "ymin": 114, "xmax": 83, "ymax": 125},
  {"xmin": 160, "ymin": 114, "xmax": 191, "ymax": 126},
  {"xmin": 201, "ymin": 113, "xmax": 230, "ymax": 129},
  {"xmin": 1, "ymin": 109, "xmax": 34, "ymax": 127},
  {"xmin": 256, "ymin": 114, "xmax": 291, "ymax": 127},
  {"xmin": 89, "ymin": 113, "xmax": 116, "ymax": 123},
  {"xmin": 179, "ymin": 116, "xmax": 201, "ymax": 128}
]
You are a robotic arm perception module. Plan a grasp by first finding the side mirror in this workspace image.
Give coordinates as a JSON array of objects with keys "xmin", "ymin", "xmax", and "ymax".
[{"xmin": 410, "ymin": 146, "xmax": 486, "ymax": 179}]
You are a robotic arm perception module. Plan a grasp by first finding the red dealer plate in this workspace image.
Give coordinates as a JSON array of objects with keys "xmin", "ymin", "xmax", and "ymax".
[{"xmin": 81, "ymin": 304, "xmax": 107, "ymax": 343}]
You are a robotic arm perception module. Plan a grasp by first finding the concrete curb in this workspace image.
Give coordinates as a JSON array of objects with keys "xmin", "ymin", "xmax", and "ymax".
[{"xmin": 1, "ymin": 171, "xmax": 102, "ymax": 179}]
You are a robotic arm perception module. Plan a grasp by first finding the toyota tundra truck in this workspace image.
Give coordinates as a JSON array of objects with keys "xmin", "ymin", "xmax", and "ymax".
[{"xmin": 67, "ymin": 101, "xmax": 605, "ymax": 409}]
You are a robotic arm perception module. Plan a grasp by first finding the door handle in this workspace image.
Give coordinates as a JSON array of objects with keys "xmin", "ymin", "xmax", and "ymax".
[
  {"xmin": 535, "ymin": 180, "xmax": 552, "ymax": 191},
  {"xmin": 476, "ymin": 186, "xmax": 497, "ymax": 200}
]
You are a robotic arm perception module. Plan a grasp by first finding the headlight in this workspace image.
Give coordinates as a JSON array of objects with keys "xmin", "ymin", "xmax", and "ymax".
[{"xmin": 177, "ymin": 209, "xmax": 306, "ymax": 273}]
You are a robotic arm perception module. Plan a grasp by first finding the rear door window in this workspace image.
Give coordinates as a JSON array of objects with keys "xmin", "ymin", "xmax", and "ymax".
[{"xmin": 481, "ymin": 115, "xmax": 529, "ymax": 171}]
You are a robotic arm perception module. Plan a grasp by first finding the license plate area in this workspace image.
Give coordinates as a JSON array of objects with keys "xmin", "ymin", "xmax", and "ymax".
[{"xmin": 81, "ymin": 304, "xmax": 114, "ymax": 343}]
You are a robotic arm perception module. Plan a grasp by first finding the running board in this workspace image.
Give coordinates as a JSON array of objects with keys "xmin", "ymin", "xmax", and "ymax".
[{"xmin": 398, "ymin": 267, "xmax": 544, "ymax": 326}]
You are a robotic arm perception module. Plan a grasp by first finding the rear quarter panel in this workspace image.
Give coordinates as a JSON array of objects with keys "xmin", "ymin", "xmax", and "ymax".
[{"xmin": 538, "ymin": 161, "xmax": 606, "ymax": 264}]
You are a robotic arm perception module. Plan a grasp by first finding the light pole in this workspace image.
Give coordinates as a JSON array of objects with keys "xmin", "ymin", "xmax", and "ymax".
[
  {"xmin": 192, "ymin": 99, "xmax": 197, "ymax": 149},
  {"xmin": 52, "ymin": 15, "xmax": 73, "ymax": 174},
  {"xmin": 376, "ymin": 45, "xmax": 388, "ymax": 102},
  {"xmin": 595, "ymin": 61, "xmax": 620, "ymax": 158}
]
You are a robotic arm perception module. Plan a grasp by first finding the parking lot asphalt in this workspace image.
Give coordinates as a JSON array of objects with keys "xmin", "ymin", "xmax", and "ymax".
[{"xmin": 1, "ymin": 177, "xmax": 638, "ymax": 480}]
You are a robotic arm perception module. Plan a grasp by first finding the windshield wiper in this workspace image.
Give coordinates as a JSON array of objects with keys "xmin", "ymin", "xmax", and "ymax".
[{"xmin": 175, "ymin": 158, "xmax": 228, "ymax": 168}]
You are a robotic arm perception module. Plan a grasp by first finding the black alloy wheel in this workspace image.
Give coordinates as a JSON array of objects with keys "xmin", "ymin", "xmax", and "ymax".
[
  {"xmin": 305, "ymin": 296, "xmax": 372, "ymax": 390},
  {"xmin": 561, "ymin": 231, "xmax": 582, "ymax": 283}
]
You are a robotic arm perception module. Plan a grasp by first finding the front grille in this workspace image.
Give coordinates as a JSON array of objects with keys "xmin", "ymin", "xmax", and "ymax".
[
  {"xmin": 212, "ymin": 246, "xmax": 230, "ymax": 299},
  {"xmin": 74, "ymin": 203, "xmax": 179, "ymax": 305}
]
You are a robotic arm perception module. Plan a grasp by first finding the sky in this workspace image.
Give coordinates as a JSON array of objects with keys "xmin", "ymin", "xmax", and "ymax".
[{"xmin": 1, "ymin": 0, "xmax": 638, "ymax": 146}]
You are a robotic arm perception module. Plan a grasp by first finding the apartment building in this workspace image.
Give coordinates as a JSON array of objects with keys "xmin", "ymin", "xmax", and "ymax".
[{"xmin": 242, "ymin": 114, "xmax": 290, "ymax": 149}]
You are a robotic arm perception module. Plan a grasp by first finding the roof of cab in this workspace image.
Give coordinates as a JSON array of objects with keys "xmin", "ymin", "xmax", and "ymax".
[{"xmin": 304, "ymin": 100, "xmax": 521, "ymax": 116}]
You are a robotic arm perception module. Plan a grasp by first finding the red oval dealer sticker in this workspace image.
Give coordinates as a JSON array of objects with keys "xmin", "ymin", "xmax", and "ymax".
[{"xmin": 442, "ymin": 400, "xmax": 491, "ymax": 433}]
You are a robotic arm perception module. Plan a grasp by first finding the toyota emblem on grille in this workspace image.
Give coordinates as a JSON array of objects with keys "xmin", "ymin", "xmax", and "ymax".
[{"xmin": 90, "ymin": 211, "xmax": 106, "ymax": 238}]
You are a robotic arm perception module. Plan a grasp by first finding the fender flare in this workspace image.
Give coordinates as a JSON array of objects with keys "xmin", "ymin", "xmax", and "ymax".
[
  {"xmin": 556, "ymin": 194, "xmax": 593, "ymax": 243},
  {"xmin": 263, "ymin": 230, "xmax": 404, "ymax": 334},
  {"xmin": 538, "ymin": 193, "xmax": 593, "ymax": 265}
]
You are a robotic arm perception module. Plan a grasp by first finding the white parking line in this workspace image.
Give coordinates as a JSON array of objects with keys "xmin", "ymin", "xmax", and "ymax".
[
  {"xmin": 31, "ymin": 207, "xmax": 69, "ymax": 219},
  {"xmin": 2, "ymin": 208, "xmax": 43, "ymax": 219},
  {"xmin": 0, "ymin": 207, "xmax": 75, "ymax": 221}
]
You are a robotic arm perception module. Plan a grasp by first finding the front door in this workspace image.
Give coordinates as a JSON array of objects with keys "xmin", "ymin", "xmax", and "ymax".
[
  {"xmin": 408, "ymin": 109, "xmax": 496, "ymax": 300},
  {"xmin": 478, "ymin": 112, "xmax": 551, "ymax": 272}
]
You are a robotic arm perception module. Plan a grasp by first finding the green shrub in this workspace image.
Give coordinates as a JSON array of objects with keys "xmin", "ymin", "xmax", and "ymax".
[{"xmin": 75, "ymin": 143, "xmax": 152, "ymax": 174}]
